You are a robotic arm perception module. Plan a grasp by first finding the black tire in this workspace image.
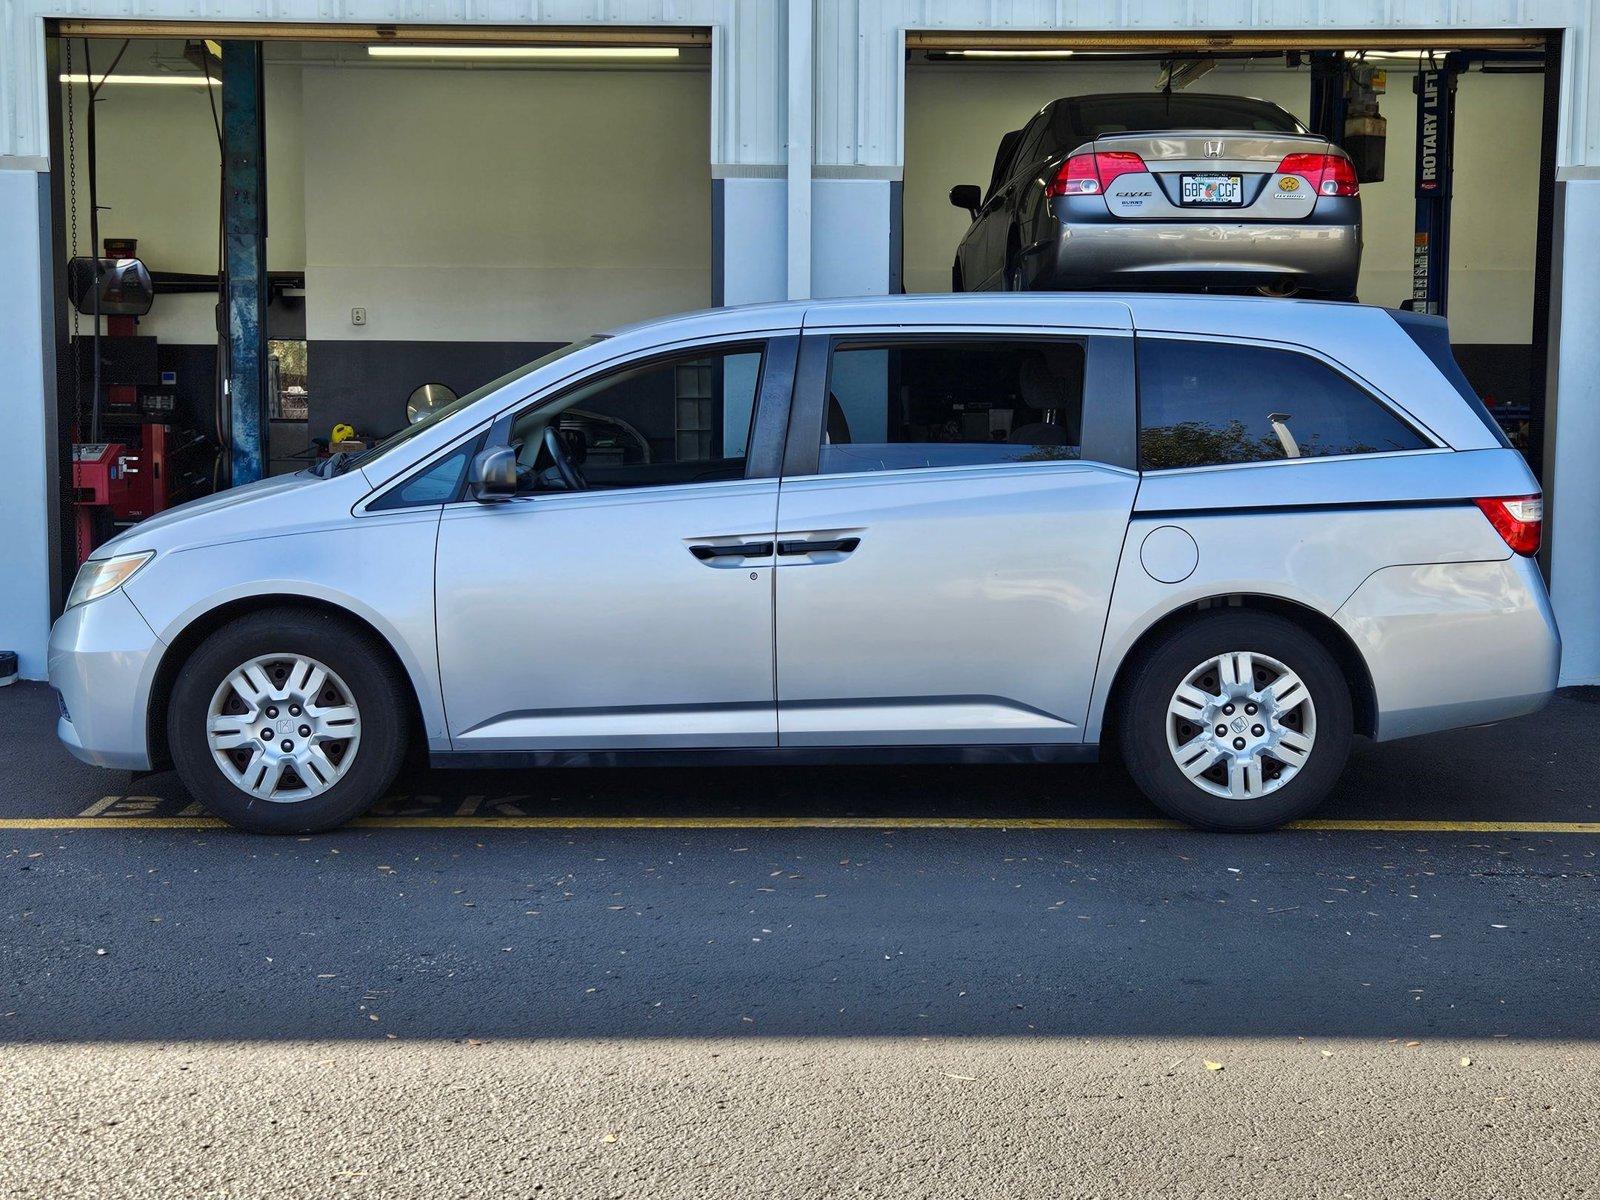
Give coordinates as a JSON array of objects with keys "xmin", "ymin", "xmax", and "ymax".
[
  {"xmin": 168, "ymin": 608, "xmax": 410, "ymax": 833},
  {"xmin": 1116, "ymin": 610, "xmax": 1353, "ymax": 832}
]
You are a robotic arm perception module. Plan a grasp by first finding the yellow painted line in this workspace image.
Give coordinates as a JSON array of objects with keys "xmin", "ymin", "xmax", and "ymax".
[
  {"xmin": 0, "ymin": 815, "xmax": 1598, "ymax": 833},
  {"xmin": 0, "ymin": 816, "xmax": 229, "ymax": 829},
  {"xmin": 1294, "ymin": 818, "xmax": 1600, "ymax": 834}
]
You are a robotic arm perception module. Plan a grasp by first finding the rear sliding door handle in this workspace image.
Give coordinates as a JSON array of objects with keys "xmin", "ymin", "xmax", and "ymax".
[
  {"xmin": 777, "ymin": 537, "xmax": 860, "ymax": 556},
  {"xmin": 689, "ymin": 541, "xmax": 773, "ymax": 561}
]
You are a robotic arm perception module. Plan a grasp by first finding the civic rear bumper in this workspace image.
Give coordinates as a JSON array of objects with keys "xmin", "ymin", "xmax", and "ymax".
[
  {"xmin": 1033, "ymin": 196, "xmax": 1362, "ymax": 294},
  {"xmin": 48, "ymin": 588, "xmax": 162, "ymax": 770}
]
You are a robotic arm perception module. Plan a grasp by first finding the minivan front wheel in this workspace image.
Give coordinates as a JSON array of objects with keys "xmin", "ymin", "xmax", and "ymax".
[
  {"xmin": 168, "ymin": 608, "xmax": 409, "ymax": 833},
  {"xmin": 1117, "ymin": 611, "xmax": 1353, "ymax": 831}
]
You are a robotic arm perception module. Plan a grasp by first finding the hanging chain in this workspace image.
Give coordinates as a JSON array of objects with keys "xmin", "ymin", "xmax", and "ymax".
[{"xmin": 64, "ymin": 38, "xmax": 82, "ymax": 429}]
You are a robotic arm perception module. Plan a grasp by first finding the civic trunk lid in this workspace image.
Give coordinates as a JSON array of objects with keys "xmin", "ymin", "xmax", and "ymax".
[{"xmin": 1090, "ymin": 131, "xmax": 1336, "ymax": 221}]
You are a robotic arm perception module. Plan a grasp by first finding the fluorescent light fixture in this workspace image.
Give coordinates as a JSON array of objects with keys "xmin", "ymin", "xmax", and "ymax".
[
  {"xmin": 948, "ymin": 49, "xmax": 1077, "ymax": 58},
  {"xmin": 366, "ymin": 45, "xmax": 679, "ymax": 60},
  {"xmin": 59, "ymin": 73, "xmax": 218, "ymax": 86}
]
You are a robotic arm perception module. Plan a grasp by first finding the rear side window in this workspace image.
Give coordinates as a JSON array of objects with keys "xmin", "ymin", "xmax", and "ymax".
[
  {"xmin": 1137, "ymin": 339, "xmax": 1429, "ymax": 470},
  {"xmin": 987, "ymin": 128, "xmax": 1024, "ymax": 197},
  {"xmin": 1007, "ymin": 112, "xmax": 1054, "ymax": 180},
  {"xmin": 820, "ymin": 340, "xmax": 1086, "ymax": 475}
]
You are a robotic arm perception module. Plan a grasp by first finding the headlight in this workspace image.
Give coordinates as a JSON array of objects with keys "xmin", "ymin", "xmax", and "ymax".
[{"xmin": 66, "ymin": 551, "xmax": 154, "ymax": 608}]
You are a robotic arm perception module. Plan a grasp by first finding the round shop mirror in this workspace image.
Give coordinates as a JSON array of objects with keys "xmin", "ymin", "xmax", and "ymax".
[{"xmin": 406, "ymin": 382, "xmax": 458, "ymax": 425}]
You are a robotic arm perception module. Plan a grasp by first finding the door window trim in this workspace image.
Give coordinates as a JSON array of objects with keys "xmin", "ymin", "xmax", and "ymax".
[
  {"xmin": 780, "ymin": 330, "xmax": 1138, "ymax": 479},
  {"xmin": 359, "ymin": 334, "xmax": 800, "ymax": 513}
]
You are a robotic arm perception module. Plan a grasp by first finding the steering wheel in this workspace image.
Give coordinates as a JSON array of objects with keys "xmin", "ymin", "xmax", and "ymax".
[{"xmin": 542, "ymin": 424, "xmax": 587, "ymax": 491}]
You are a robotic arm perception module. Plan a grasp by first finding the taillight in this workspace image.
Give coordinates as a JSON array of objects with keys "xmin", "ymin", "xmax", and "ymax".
[
  {"xmin": 1475, "ymin": 494, "xmax": 1543, "ymax": 556},
  {"xmin": 1047, "ymin": 151, "xmax": 1148, "ymax": 197},
  {"xmin": 1274, "ymin": 151, "xmax": 1359, "ymax": 197}
]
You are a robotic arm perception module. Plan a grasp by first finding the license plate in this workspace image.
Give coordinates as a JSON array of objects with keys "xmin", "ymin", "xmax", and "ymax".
[{"xmin": 1181, "ymin": 173, "xmax": 1243, "ymax": 205}]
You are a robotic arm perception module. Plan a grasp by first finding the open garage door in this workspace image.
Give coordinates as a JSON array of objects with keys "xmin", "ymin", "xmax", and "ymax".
[
  {"xmin": 49, "ymin": 24, "xmax": 713, "ymax": 560},
  {"xmin": 901, "ymin": 30, "xmax": 1558, "ymax": 481}
]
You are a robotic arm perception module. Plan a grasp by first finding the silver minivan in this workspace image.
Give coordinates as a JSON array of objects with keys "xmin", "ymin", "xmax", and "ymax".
[{"xmin": 49, "ymin": 295, "xmax": 1559, "ymax": 833}]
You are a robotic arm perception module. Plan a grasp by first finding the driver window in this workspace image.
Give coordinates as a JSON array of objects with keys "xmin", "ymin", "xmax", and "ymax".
[{"xmin": 510, "ymin": 345, "xmax": 765, "ymax": 493}]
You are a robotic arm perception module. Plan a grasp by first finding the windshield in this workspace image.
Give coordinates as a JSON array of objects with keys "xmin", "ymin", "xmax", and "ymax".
[
  {"xmin": 343, "ymin": 338, "xmax": 599, "ymax": 470},
  {"xmin": 1059, "ymin": 94, "xmax": 1306, "ymax": 144}
]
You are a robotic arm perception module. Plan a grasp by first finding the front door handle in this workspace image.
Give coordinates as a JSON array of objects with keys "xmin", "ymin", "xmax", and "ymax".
[
  {"xmin": 777, "ymin": 537, "xmax": 860, "ymax": 557},
  {"xmin": 689, "ymin": 541, "xmax": 773, "ymax": 561}
]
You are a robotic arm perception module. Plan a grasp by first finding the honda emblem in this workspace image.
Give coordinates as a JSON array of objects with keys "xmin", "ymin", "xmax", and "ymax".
[{"xmin": 1204, "ymin": 140, "xmax": 1225, "ymax": 158}]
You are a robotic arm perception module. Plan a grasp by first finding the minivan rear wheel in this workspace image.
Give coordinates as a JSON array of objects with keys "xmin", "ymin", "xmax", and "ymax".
[
  {"xmin": 1117, "ymin": 611, "xmax": 1353, "ymax": 831},
  {"xmin": 168, "ymin": 608, "xmax": 409, "ymax": 833}
]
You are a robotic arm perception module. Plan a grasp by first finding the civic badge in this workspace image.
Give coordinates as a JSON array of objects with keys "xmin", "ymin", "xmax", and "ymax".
[{"xmin": 1204, "ymin": 139, "xmax": 1225, "ymax": 158}]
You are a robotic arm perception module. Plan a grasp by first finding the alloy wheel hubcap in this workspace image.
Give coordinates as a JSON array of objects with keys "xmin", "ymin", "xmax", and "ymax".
[
  {"xmin": 205, "ymin": 654, "xmax": 361, "ymax": 802},
  {"xmin": 1165, "ymin": 650, "xmax": 1316, "ymax": 800}
]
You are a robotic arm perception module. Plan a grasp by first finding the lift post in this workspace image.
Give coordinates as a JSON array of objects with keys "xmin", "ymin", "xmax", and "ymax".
[
  {"xmin": 1410, "ymin": 56, "xmax": 1461, "ymax": 316},
  {"xmin": 221, "ymin": 41, "xmax": 268, "ymax": 486},
  {"xmin": 1307, "ymin": 50, "xmax": 1347, "ymax": 143}
]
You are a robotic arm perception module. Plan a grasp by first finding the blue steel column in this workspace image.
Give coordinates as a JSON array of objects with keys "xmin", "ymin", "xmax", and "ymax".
[{"xmin": 222, "ymin": 42, "xmax": 267, "ymax": 486}]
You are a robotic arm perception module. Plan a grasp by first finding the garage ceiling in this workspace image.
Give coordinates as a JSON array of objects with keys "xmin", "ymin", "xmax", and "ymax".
[
  {"xmin": 51, "ymin": 20, "xmax": 710, "ymax": 46},
  {"xmin": 906, "ymin": 29, "xmax": 1546, "ymax": 52}
]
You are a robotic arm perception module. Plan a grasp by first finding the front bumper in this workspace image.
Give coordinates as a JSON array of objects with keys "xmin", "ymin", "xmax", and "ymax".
[
  {"xmin": 48, "ymin": 587, "xmax": 162, "ymax": 770},
  {"xmin": 1035, "ymin": 195, "xmax": 1362, "ymax": 294}
]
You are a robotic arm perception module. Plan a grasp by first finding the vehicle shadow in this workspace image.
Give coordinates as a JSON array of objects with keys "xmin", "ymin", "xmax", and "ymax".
[
  {"xmin": 7, "ymin": 682, "xmax": 1597, "ymax": 825},
  {"xmin": 2, "ymin": 684, "xmax": 1595, "ymax": 1044}
]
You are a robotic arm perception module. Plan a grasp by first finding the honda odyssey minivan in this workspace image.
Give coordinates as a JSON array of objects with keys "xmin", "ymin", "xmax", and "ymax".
[{"xmin": 50, "ymin": 294, "xmax": 1559, "ymax": 833}]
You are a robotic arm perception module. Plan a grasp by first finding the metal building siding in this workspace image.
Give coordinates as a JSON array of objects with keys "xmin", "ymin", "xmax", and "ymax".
[
  {"xmin": 3, "ymin": 0, "xmax": 1595, "ymax": 167},
  {"xmin": 0, "ymin": 0, "xmax": 788, "ymax": 165}
]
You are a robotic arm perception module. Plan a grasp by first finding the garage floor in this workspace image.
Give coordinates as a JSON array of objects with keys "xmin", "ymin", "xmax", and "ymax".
[{"xmin": 2, "ymin": 681, "xmax": 1597, "ymax": 1197}]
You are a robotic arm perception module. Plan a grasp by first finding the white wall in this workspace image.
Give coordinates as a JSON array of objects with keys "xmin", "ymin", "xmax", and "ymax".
[
  {"xmin": 812, "ymin": 177, "xmax": 893, "ymax": 297},
  {"xmin": 300, "ymin": 64, "xmax": 711, "ymax": 344},
  {"xmin": 56, "ymin": 61, "xmax": 305, "ymax": 344},
  {"xmin": 57, "ymin": 59, "xmax": 711, "ymax": 347},
  {"xmin": 1547, "ymin": 179, "xmax": 1600, "ymax": 684},
  {"xmin": 0, "ymin": 169, "xmax": 55, "ymax": 675},
  {"xmin": 904, "ymin": 60, "xmax": 1542, "ymax": 344},
  {"xmin": 720, "ymin": 175, "xmax": 787, "ymax": 305}
]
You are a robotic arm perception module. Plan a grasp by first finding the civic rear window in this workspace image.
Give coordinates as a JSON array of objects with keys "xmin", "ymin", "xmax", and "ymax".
[
  {"xmin": 1059, "ymin": 95, "xmax": 1305, "ymax": 144},
  {"xmin": 1388, "ymin": 310, "xmax": 1513, "ymax": 449},
  {"xmin": 1137, "ymin": 338, "xmax": 1430, "ymax": 470}
]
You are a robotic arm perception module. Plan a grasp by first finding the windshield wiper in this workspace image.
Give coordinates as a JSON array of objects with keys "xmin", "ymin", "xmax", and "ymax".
[{"xmin": 313, "ymin": 450, "xmax": 351, "ymax": 479}]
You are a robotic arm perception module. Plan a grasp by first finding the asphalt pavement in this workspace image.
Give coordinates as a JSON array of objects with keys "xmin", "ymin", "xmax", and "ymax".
[{"xmin": 1, "ymin": 680, "xmax": 1596, "ymax": 1197}]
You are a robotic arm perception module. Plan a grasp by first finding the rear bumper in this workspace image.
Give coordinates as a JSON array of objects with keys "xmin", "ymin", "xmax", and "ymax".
[
  {"xmin": 1033, "ymin": 195, "xmax": 1361, "ymax": 294},
  {"xmin": 47, "ymin": 588, "xmax": 161, "ymax": 770},
  {"xmin": 1336, "ymin": 555, "xmax": 1561, "ymax": 742}
]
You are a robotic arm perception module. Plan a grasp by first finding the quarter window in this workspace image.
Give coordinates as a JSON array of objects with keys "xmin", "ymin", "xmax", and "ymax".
[
  {"xmin": 368, "ymin": 443, "xmax": 477, "ymax": 511},
  {"xmin": 1137, "ymin": 339, "xmax": 1428, "ymax": 470},
  {"xmin": 818, "ymin": 340, "xmax": 1086, "ymax": 475}
]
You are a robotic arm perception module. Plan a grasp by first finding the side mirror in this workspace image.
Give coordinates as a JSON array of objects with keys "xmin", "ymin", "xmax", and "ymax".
[
  {"xmin": 468, "ymin": 445, "xmax": 518, "ymax": 502},
  {"xmin": 949, "ymin": 184, "xmax": 982, "ymax": 218}
]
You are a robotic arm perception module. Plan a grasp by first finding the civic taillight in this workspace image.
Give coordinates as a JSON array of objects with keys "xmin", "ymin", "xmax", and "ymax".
[
  {"xmin": 1475, "ymin": 494, "xmax": 1543, "ymax": 556},
  {"xmin": 1274, "ymin": 152, "xmax": 1359, "ymax": 197},
  {"xmin": 1047, "ymin": 151, "xmax": 1148, "ymax": 197}
]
